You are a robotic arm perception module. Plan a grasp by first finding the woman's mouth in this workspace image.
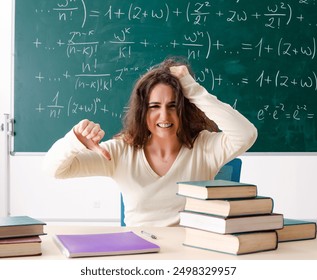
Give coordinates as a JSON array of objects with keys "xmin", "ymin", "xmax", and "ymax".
[{"xmin": 157, "ymin": 123, "xmax": 173, "ymax": 128}]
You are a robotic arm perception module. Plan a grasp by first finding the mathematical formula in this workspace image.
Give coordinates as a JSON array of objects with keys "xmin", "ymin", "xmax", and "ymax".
[
  {"xmin": 257, "ymin": 103, "xmax": 314, "ymax": 121},
  {"xmin": 38, "ymin": 1, "xmax": 317, "ymax": 29}
]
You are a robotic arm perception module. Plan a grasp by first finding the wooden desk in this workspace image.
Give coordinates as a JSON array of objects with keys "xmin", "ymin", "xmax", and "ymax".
[{"xmin": 7, "ymin": 225, "xmax": 317, "ymax": 260}]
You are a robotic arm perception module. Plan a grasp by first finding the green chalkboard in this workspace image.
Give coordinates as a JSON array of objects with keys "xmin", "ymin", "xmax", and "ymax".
[{"xmin": 14, "ymin": 0, "xmax": 317, "ymax": 153}]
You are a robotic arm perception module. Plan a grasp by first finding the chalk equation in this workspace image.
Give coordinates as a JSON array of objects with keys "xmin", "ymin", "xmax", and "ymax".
[
  {"xmin": 37, "ymin": 1, "xmax": 317, "ymax": 29},
  {"xmin": 257, "ymin": 103, "xmax": 314, "ymax": 121},
  {"xmin": 35, "ymin": 91, "xmax": 123, "ymax": 119}
]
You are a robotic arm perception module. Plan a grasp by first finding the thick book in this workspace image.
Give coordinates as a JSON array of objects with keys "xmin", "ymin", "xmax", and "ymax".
[
  {"xmin": 276, "ymin": 218, "xmax": 317, "ymax": 242},
  {"xmin": 0, "ymin": 216, "xmax": 46, "ymax": 238},
  {"xmin": 54, "ymin": 231, "xmax": 160, "ymax": 258},
  {"xmin": 177, "ymin": 179, "xmax": 257, "ymax": 199},
  {"xmin": 179, "ymin": 211, "xmax": 284, "ymax": 234},
  {"xmin": 183, "ymin": 227, "xmax": 278, "ymax": 255},
  {"xmin": 0, "ymin": 236, "xmax": 42, "ymax": 258},
  {"xmin": 183, "ymin": 196, "xmax": 274, "ymax": 217}
]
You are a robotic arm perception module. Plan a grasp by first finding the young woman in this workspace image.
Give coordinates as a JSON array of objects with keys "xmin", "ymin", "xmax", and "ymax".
[{"xmin": 43, "ymin": 59, "xmax": 257, "ymax": 226}]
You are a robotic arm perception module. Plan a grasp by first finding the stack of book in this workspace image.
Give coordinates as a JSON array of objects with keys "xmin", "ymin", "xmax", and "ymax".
[
  {"xmin": 177, "ymin": 179, "xmax": 284, "ymax": 255},
  {"xmin": 0, "ymin": 216, "xmax": 46, "ymax": 258}
]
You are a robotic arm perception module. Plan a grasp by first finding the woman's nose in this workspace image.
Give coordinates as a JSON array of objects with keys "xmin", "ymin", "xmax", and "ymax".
[{"xmin": 159, "ymin": 106, "xmax": 169, "ymax": 118}]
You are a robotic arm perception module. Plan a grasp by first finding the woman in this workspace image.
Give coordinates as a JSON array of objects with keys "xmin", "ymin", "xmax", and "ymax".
[{"xmin": 43, "ymin": 58, "xmax": 257, "ymax": 226}]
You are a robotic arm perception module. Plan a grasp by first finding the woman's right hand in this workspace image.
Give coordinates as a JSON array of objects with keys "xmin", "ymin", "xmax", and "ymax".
[{"xmin": 73, "ymin": 119, "xmax": 111, "ymax": 160}]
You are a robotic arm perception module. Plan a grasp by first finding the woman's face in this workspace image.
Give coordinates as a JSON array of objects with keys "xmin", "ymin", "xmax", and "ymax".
[{"xmin": 146, "ymin": 83, "xmax": 180, "ymax": 140}]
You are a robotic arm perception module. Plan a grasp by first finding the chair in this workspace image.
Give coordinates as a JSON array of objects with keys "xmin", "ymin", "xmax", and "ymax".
[
  {"xmin": 120, "ymin": 158, "xmax": 242, "ymax": 226},
  {"xmin": 214, "ymin": 158, "xmax": 242, "ymax": 182}
]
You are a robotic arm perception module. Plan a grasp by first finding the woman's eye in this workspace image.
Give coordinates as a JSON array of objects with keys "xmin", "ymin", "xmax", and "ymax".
[{"xmin": 149, "ymin": 105, "xmax": 160, "ymax": 109}]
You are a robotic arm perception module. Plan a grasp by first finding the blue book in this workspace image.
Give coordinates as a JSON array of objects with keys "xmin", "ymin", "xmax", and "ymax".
[
  {"xmin": 183, "ymin": 196, "xmax": 274, "ymax": 217},
  {"xmin": 276, "ymin": 218, "xmax": 317, "ymax": 242},
  {"xmin": 0, "ymin": 216, "xmax": 46, "ymax": 238},
  {"xmin": 180, "ymin": 211, "xmax": 283, "ymax": 234},
  {"xmin": 177, "ymin": 179, "xmax": 257, "ymax": 199}
]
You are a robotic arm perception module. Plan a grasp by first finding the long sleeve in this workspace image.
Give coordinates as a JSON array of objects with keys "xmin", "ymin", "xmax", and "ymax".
[
  {"xmin": 180, "ymin": 74, "xmax": 257, "ymax": 162},
  {"xmin": 42, "ymin": 129, "xmax": 115, "ymax": 179}
]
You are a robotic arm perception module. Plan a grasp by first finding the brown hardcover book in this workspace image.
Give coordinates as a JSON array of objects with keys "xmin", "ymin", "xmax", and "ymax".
[
  {"xmin": 0, "ymin": 236, "xmax": 42, "ymax": 258},
  {"xmin": 183, "ymin": 227, "xmax": 278, "ymax": 255},
  {"xmin": 183, "ymin": 196, "xmax": 274, "ymax": 217}
]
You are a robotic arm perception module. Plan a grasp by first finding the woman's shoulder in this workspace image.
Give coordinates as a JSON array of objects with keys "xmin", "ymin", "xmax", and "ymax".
[
  {"xmin": 193, "ymin": 129, "xmax": 234, "ymax": 154},
  {"xmin": 101, "ymin": 136, "xmax": 128, "ymax": 149},
  {"xmin": 101, "ymin": 135, "xmax": 138, "ymax": 155},
  {"xmin": 195, "ymin": 129, "xmax": 218, "ymax": 142}
]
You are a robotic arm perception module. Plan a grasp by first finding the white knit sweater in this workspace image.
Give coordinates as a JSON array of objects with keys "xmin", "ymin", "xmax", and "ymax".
[{"xmin": 42, "ymin": 74, "xmax": 257, "ymax": 226}]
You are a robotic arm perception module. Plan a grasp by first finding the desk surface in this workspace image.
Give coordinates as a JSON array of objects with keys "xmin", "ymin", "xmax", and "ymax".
[{"xmin": 7, "ymin": 225, "xmax": 317, "ymax": 260}]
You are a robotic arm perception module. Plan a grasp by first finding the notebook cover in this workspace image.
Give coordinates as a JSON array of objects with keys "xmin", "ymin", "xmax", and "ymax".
[{"xmin": 54, "ymin": 231, "xmax": 160, "ymax": 258}]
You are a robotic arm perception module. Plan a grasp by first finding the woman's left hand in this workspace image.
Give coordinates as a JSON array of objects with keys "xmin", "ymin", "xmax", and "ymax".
[{"xmin": 170, "ymin": 65, "xmax": 189, "ymax": 79}]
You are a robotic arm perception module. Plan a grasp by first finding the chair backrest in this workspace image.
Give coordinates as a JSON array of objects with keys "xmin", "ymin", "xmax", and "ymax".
[
  {"xmin": 120, "ymin": 194, "xmax": 126, "ymax": 226},
  {"xmin": 120, "ymin": 158, "xmax": 242, "ymax": 226},
  {"xmin": 214, "ymin": 158, "xmax": 242, "ymax": 182}
]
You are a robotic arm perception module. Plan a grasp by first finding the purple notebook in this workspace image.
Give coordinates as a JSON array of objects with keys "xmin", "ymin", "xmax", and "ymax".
[{"xmin": 54, "ymin": 231, "xmax": 160, "ymax": 258}]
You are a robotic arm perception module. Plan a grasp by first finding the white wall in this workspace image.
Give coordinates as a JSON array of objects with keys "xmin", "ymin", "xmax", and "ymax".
[
  {"xmin": 0, "ymin": 1, "xmax": 121, "ymax": 222},
  {"xmin": 10, "ymin": 156, "xmax": 121, "ymax": 222},
  {"xmin": 240, "ymin": 155, "xmax": 317, "ymax": 219},
  {"xmin": 1, "ymin": 1, "xmax": 316, "ymax": 222}
]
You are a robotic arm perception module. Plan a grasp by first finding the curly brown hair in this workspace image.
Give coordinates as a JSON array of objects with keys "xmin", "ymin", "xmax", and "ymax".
[{"xmin": 117, "ymin": 58, "xmax": 218, "ymax": 148}]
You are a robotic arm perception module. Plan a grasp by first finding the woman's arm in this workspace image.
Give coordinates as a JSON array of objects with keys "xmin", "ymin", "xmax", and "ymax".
[
  {"xmin": 170, "ymin": 65, "xmax": 257, "ymax": 159},
  {"xmin": 42, "ymin": 120, "xmax": 113, "ymax": 179}
]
